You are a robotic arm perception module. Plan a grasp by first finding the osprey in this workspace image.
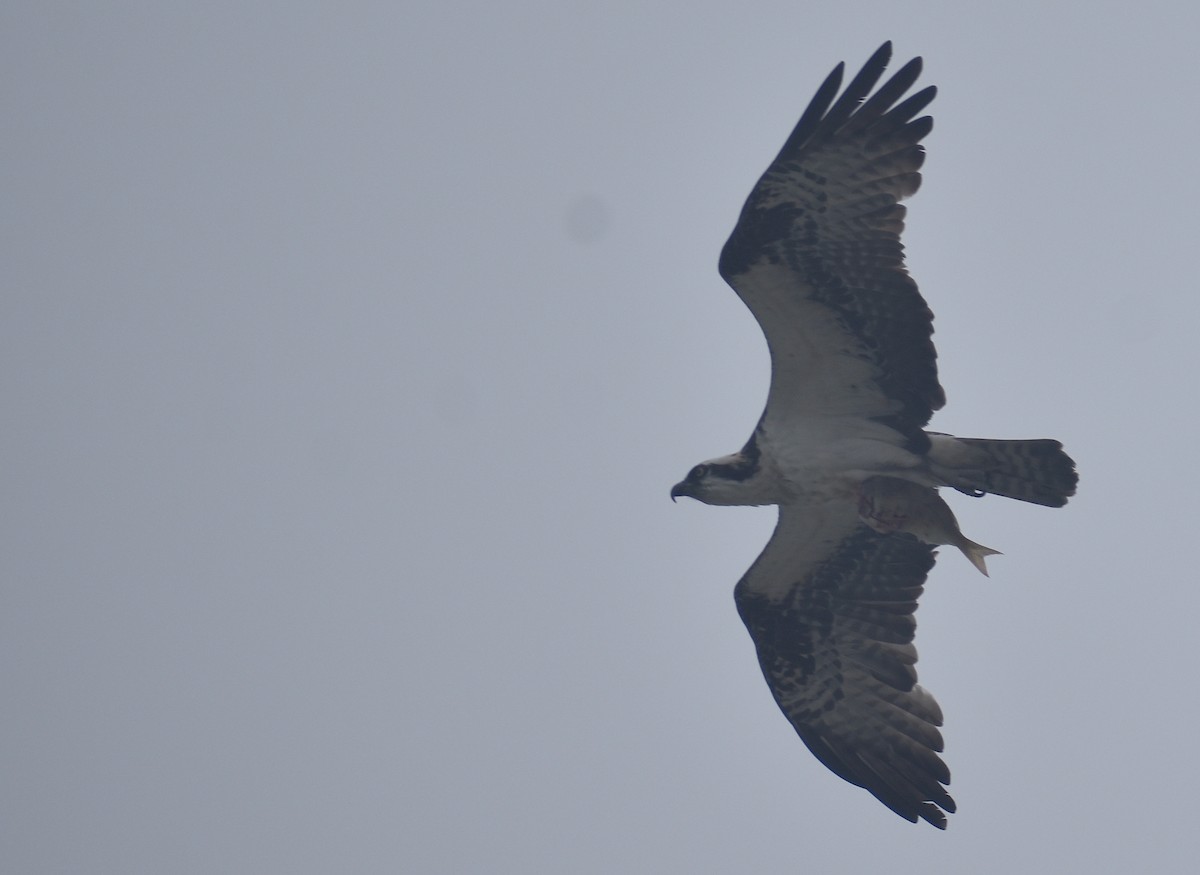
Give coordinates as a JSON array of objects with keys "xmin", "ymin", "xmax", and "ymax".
[{"xmin": 671, "ymin": 43, "xmax": 1077, "ymax": 828}]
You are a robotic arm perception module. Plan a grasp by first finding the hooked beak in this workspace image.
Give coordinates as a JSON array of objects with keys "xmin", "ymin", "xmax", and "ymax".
[{"xmin": 670, "ymin": 481, "xmax": 690, "ymax": 502}]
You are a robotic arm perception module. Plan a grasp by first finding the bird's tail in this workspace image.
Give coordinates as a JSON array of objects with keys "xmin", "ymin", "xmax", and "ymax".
[{"xmin": 929, "ymin": 436, "xmax": 1078, "ymax": 508}]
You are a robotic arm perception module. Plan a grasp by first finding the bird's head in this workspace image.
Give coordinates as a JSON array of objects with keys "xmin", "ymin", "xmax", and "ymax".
[
  {"xmin": 670, "ymin": 462, "xmax": 712, "ymax": 503},
  {"xmin": 671, "ymin": 451, "xmax": 768, "ymax": 506}
]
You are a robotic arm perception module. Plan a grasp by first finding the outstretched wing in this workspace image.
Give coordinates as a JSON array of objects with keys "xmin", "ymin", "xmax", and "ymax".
[
  {"xmin": 734, "ymin": 501, "xmax": 954, "ymax": 828},
  {"xmin": 719, "ymin": 42, "xmax": 943, "ymax": 439}
]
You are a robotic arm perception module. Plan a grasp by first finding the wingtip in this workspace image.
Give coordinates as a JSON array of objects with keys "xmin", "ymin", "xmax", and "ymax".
[
  {"xmin": 923, "ymin": 805, "xmax": 949, "ymax": 830},
  {"xmin": 860, "ymin": 42, "xmax": 893, "ymax": 81}
]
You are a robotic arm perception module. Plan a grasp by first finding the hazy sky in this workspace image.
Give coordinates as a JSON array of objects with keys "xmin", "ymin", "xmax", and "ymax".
[{"xmin": 5, "ymin": 2, "xmax": 1199, "ymax": 872}]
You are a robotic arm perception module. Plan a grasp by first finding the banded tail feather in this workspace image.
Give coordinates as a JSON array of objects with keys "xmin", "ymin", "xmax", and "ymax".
[{"xmin": 943, "ymin": 437, "xmax": 1078, "ymax": 507}]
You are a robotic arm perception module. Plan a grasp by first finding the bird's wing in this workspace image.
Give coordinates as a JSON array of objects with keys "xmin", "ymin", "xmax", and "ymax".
[
  {"xmin": 734, "ymin": 499, "xmax": 954, "ymax": 827},
  {"xmin": 719, "ymin": 42, "xmax": 943, "ymax": 439}
]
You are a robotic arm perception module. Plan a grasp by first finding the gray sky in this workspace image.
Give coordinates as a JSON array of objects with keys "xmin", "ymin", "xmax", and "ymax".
[{"xmin": 5, "ymin": 2, "xmax": 1198, "ymax": 872}]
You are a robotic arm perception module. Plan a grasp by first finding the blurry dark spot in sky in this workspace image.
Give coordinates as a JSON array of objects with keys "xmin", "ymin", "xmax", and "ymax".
[{"xmin": 563, "ymin": 194, "xmax": 612, "ymax": 244}]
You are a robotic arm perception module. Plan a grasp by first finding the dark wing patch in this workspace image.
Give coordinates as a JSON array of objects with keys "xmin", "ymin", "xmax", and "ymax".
[
  {"xmin": 735, "ymin": 503, "xmax": 954, "ymax": 828},
  {"xmin": 720, "ymin": 42, "xmax": 943, "ymax": 437}
]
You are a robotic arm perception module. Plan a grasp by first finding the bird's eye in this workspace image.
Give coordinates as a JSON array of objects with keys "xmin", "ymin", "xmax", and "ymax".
[{"xmin": 691, "ymin": 464, "xmax": 709, "ymax": 480}]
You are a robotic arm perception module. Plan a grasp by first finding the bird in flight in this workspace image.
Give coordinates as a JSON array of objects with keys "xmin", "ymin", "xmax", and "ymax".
[{"xmin": 671, "ymin": 42, "xmax": 1077, "ymax": 828}]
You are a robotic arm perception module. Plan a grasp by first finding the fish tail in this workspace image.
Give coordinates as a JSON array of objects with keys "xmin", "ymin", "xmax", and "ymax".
[{"xmin": 957, "ymin": 536, "xmax": 1001, "ymax": 576}]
